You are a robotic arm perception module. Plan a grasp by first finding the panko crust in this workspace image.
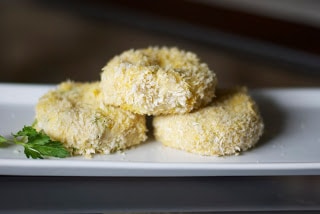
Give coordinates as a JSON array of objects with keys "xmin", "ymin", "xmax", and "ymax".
[
  {"xmin": 35, "ymin": 81, "xmax": 147, "ymax": 158},
  {"xmin": 100, "ymin": 47, "xmax": 217, "ymax": 115},
  {"xmin": 153, "ymin": 87, "xmax": 264, "ymax": 156}
]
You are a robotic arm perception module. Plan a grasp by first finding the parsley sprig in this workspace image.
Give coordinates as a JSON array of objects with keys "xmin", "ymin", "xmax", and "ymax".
[{"xmin": 0, "ymin": 126, "xmax": 70, "ymax": 159}]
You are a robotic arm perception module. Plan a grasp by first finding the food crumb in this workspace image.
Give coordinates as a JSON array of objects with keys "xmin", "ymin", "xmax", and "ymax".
[{"xmin": 13, "ymin": 149, "xmax": 21, "ymax": 154}]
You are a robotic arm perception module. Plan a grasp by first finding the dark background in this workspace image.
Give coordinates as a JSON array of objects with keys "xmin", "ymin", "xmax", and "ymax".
[{"xmin": 1, "ymin": 0, "xmax": 320, "ymax": 87}]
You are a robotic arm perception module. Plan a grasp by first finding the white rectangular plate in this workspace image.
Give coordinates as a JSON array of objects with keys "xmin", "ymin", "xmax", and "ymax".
[{"xmin": 1, "ymin": 83, "xmax": 320, "ymax": 176}]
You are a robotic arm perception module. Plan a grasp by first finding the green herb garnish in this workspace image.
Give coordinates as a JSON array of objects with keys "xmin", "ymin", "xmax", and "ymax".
[{"xmin": 0, "ymin": 126, "xmax": 70, "ymax": 159}]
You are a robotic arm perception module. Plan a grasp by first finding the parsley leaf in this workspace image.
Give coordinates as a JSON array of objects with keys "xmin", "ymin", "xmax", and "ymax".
[
  {"xmin": 15, "ymin": 126, "xmax": 39, "ymax": 138},
  {"xmin": 27, "ymin": 141, "xmax": 70, "ymax": 158},
  {"xmin": 0, "ymin": 126, "xmax": 70, "ymax": 159},
  {"xmin": 24, "ymin": 145, "xmax": 43, "ymax": 159}
]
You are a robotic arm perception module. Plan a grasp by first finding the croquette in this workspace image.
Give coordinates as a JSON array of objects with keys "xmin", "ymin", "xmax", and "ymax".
[
  {"xmin": 35, "ymin": 81, "xmax": 147, "ymax": 158},
  {"xmin": 100, "ymin": 47, "xmax": 217, "ymax": 115},
  {"xmin": 153, "ymin": 87, "xmax": 264, "ymax": 156}
]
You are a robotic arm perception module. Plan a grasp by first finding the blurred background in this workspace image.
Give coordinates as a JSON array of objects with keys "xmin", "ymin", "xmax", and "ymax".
[{"xmin": 1, "ymin": 0, "xmax": 320, "ymax": 87}]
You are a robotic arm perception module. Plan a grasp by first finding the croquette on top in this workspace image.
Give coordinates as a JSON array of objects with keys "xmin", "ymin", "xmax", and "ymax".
[{"xmin": 101, "ymin": 47, "xmax": 217, "ymax": 115}]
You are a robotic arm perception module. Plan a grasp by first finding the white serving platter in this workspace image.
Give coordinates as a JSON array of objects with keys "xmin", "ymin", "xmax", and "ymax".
[{"xmin": 0, "ymin": 83, "xmax": 320, "ymax": 176}]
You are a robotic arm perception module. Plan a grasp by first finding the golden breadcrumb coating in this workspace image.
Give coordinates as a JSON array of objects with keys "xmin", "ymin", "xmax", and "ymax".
[
  {"xmin": 35, "ymin": 81, "xmax": 147, "ymax": 158},
  {"xmin": 101, "ymin": 46, "xmax": 217, "ymax": 115},
  {"xmin": 153, "ymin": 87, "xmax": 264, "ymax": 156}
]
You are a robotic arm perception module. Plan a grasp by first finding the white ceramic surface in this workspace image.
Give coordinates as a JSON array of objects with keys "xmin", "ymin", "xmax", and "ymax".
[{"xmin": 0, "ymin": 83, "xmax": 320, "ymax": 176}]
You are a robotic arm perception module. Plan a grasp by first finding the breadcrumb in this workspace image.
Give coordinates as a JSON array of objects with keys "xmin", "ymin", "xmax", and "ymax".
[
  {"xmin": 101, "ymin": 46, "xmax": 217, "ymax": 115},
  {"xmin": 153, "ymin": 87, "xmax": 264, "ymax": 156},
  {"xmin": 35, "ymin": 81, "xmax": 147, "ymax": 158}
]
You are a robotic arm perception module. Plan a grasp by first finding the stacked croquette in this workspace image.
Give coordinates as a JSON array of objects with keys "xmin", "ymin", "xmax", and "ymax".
[
  {"xmin": 35, "ymin": 47, "xmax": 263, "ymax": 157},
  {"xmin": 101, "ymin": 47, "xmax": 217, "ymax": 115}
]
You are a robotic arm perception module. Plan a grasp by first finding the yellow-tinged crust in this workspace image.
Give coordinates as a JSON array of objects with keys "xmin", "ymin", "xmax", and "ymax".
[
  {"xmin": 153, "ymin": 87, "xmax": 264, "ymax": 156},
  {"xmin": 35, "ymin": 81, "xmax": 147, "ymax": 158},
  {"xmin": 100, "ymin": 46, "xmax": 217, "ymax": 115}
]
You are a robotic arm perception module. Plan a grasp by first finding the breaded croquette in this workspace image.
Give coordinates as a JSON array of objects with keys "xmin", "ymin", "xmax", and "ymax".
[
  {"xmin": 101, "ymin": 47, "xmax": 217, "ymax": 115},
  {"xmin": 153, "ymin": 87, "xmax": 264, "ymax": 156},
  {"xmin": 35, "ymin": 81, "xmax": 147, "ymax": 158}
]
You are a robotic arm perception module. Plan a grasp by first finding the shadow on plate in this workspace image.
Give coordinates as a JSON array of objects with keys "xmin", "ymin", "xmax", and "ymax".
[{"xmin": 253, "ymin": 93, "xmax": 288, "ymax": 148}]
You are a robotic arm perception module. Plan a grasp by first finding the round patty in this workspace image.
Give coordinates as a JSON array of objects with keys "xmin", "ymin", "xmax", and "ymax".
[
  {"xmin": 35, "ymin": 81, "xmax": 147, "ymax": 158},
  {"xmin": 101, "ymin": 46, "xmax": 217, "ymax": 115},
  {"xmin": 153, "ymin": 87, "xmax": 264, "ymax": 156}
]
